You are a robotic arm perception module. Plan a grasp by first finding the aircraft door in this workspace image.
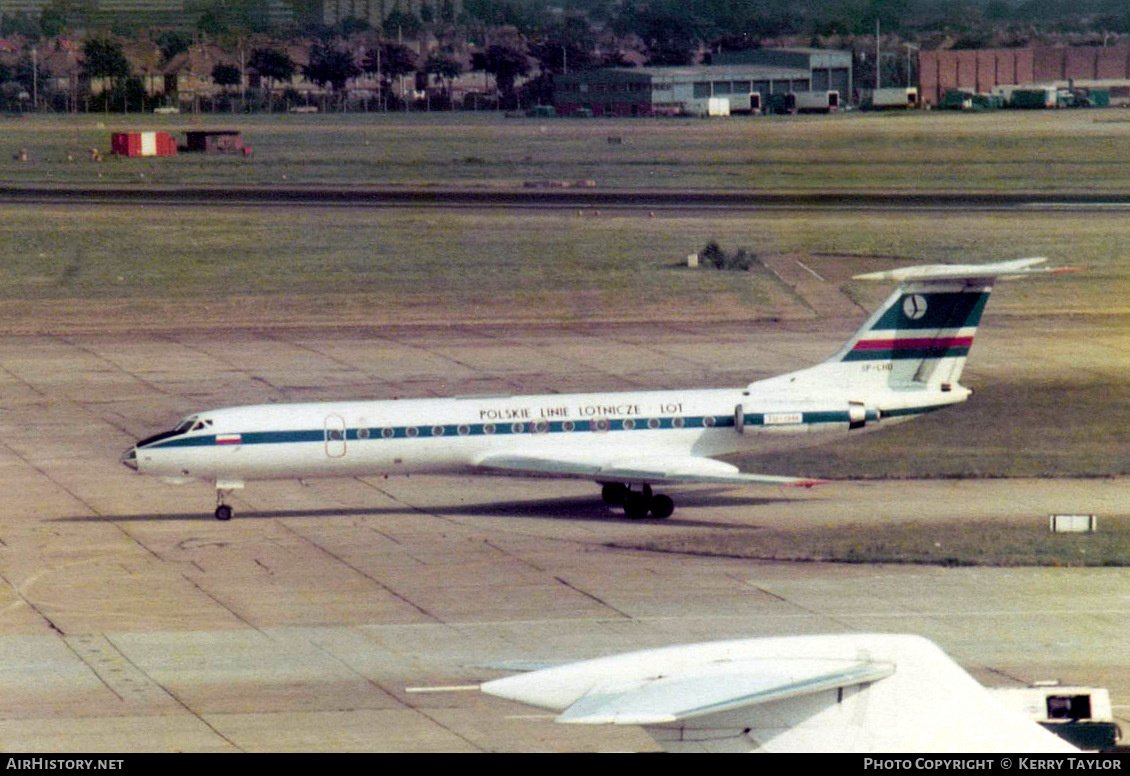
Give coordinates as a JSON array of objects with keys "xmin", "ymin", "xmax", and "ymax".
[{"xmin": 325, "ymin": 414, "xmax": 347, "ymax": 458}]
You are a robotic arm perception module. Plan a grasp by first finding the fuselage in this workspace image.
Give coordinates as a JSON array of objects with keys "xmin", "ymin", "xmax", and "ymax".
[{"xmin": 124, "ymin": 383, "xmax": 963, "ymax": 484}]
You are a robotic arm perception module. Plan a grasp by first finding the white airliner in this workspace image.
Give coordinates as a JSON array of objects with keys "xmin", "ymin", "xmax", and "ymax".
[
  {"xmin": 477, "ymin": 633, "xmax": 1080, "ymax": 753},
  {"xmin": 121, "ymin": 258, "xmax": 1070, "ymax": 520}
]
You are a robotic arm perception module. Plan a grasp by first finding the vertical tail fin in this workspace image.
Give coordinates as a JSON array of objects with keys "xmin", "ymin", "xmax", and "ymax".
[
  {"xmin": 747, "ymin": 259, "xmax": 1076, "ymax": 403},
  {"xmin": 834, "ymin": 278, "xmax": 991, "ymax": 389},
  {"xmin": 833, "ymin": 258, "xmax": 1072, "ymax": 392}
]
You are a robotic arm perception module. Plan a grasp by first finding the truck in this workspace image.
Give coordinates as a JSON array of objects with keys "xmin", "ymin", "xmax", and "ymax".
[{"xmin": 990, "ymin": 685, "xmax": 1121, "ymax": 751}]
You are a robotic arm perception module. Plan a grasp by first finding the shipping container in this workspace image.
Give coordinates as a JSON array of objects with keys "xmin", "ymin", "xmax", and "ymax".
[{"xmin": 1010, "ymin": 87, "xmax": 1057, "ymax": 108}]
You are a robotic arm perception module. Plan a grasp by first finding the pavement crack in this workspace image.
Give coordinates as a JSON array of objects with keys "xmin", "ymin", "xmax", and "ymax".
[
  {"xmin": 553, "ymin": 575, "xmax": 631, "ymax": 619},
  {"xmin": 274, "ymin": 520, "xmax": 443, "ymax": 623}
]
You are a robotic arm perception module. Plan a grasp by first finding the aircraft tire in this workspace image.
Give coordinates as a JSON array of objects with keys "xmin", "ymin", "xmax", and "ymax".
[
  {"xmin": 214, "ymin": 504, "xmax": 233, "ymax": 521},
  {"xmin": 649, "ymin": 494, "xmax": 675, "ymax": 519},
  {"xmin": 601, "ymin": 482, "xmax": 628, "ymax": 505},
  {"xmin": 622, "ymin": 492, "xmax": 650, "ymax": 519}
]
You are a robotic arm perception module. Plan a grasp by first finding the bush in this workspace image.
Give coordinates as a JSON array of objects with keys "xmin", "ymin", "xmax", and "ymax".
[{"xmin": 698, "ymin": 241, "xmax": 760, "ymax": 271}]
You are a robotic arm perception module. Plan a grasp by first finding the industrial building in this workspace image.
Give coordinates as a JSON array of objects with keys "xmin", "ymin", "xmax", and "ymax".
[
  {"xmin": 919, "ymin": 45, "xmax": 1130, "ymax": 107},
  {"xmin": 553, "ymin": 48, "xmax": 851, "ymax": 117}
]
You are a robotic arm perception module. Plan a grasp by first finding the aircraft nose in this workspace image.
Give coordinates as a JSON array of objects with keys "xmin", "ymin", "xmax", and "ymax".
[{"xmin": 121, "ymin": 446, "xmax": 138, "ymax": 471}]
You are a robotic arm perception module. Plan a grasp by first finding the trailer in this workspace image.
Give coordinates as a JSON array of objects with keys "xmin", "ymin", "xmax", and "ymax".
[
  {"xmin": 684, "ymin": 97, "xmax": 732, "ymax": 117},
  {"xmin": 793, "ymin": 90, "xmax": 839, "ymax": 113},
  {"xmin": 727, "ymin": 92, "xmax": 762, "ymax": 115},
  {"xmin": 866, "ymin": 87, "xmax": 918, "ymax": 109}
]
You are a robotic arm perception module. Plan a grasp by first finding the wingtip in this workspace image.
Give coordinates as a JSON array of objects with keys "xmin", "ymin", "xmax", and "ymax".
[{"xmin": 784, "ymin": 478, "xmax": 830, "ymax": 489}]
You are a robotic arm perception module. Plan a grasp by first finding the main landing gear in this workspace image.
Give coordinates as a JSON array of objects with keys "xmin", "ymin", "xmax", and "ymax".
[{"xmin": 601, "ymin": 482, "xmax": 675, "ymax": 519}]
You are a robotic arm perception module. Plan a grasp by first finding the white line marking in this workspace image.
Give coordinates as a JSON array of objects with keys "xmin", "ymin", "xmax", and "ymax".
[{"xmin": 795, "ymin": 259, "xmax": 825, "ymax": 281}]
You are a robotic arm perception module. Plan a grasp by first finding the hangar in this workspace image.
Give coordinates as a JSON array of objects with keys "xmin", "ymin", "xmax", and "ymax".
[{"xmin": 553, "ymin": 48, "xmax": 851, "ymax": 117}]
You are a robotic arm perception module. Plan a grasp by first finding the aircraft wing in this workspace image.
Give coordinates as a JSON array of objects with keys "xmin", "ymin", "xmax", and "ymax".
[
  {"xmin": 552, "ymin": 659, "xmax": 893, "ymax": 725},
  {"xmin": 473, "ymin": 452, "xmax": 820, "ymax": 487}
]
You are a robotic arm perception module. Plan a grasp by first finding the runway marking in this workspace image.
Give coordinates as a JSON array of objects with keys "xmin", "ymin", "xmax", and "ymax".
[
  {"xmin": 795, "ymin": 259, "xmax": 826, "ymax": 282},
  {"xmin": 405, "ymin": 684, "xmax": 480, "ymax": 693},
  {"xmin": 65, "ymin": 633, "xmax": 178, "ymax": 707}
]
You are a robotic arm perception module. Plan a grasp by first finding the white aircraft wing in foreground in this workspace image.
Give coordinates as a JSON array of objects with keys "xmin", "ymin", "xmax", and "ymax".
[
  {"xmin": 479, "ymin": 633, "xmax": 1080, "ymax": 753},
  {"xmin": 121, "ymin": 258, "xmax": 1075, "ymax": 520}
]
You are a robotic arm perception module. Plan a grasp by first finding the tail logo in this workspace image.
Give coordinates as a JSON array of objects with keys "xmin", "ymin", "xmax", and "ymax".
[{"xmin": 902, "ymin": 294, "xmax": 928, "ymax": 320}]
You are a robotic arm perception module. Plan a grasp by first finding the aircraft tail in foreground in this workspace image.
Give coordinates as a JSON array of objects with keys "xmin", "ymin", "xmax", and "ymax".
[{"xmin": 479, "ymin": 633, "xmax": 1079, "ymax": 753}]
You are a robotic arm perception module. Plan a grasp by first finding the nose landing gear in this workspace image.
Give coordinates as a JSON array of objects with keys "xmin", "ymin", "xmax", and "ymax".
[
  {"xmin": 213, "ymin": 481, "xmax": 243, "ymax": 520},
  {"xmin": 215, "ymin": 490, "xmax": 234, "ymax": 521}
]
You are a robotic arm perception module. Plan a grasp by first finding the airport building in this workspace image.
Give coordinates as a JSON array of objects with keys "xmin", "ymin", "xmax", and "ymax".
[
  {"xmin": 919, "ymin": 45, "xmax": 1130, "ymax": 106},
  {"xmin": 553, "ymin": 49, "xmax": 852, "ymax": 117}
]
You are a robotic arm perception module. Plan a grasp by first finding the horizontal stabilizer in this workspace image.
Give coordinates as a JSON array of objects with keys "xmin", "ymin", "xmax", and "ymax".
[
  {"xmin": 555, "ymin": 659, "xmax": 894, "ymax": 725},
  {"xmin": 853, "ymin": 257, "xmax": 1080, "ymax": 282},
  {"xmin": 479, "ymin": 634, "xmax": 1080, "ymax": 752},
  {"xmin": 475, "ymin": 452, "xmax": 817, "ymax": 486}
]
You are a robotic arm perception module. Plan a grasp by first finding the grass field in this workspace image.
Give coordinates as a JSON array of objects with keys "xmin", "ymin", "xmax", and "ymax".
[
  {"xmin": 7, "ymin": 110, "xmax": 1130, "ymax": 190},
  {"xmin": 0, "ymin": 206, "xmax": 1119, "ymax": 319},
  {"xmin": 2, "ymin": 111, "xmax": 1128, "ymax": 566},
  {"xmin": 616, "ymin": 517, "xmax": 1130, "ymax": 567}
]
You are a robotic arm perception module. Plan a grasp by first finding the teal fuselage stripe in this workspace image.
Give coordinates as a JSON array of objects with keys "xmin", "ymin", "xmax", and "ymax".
[
  {"xmin": 142, "ymin": 405, "xmax": 945, "ymax": 451},
  {"xmin": 842, "ymin": 345, "xmax": 971, "ymax": 362}
]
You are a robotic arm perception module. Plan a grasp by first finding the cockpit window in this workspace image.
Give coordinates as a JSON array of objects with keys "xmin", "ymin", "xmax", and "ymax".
[
  {"xmin": 173, "ymin": 418, "xmax": 196, "ymax": 434},
  {"xmin": 172, "ymin": 417, "xmax": 213, "ymax": 435}
]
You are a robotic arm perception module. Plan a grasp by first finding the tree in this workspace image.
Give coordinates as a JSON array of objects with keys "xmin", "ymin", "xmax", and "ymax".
[
  {"xmin": 82, "ymin": 38, "xmax": 131, "ymax": 83},
  {"xmin": 249, "ymin": 47, "xmax": 296, "ymax": 108},
  {"xmin": 478, "ymin": 44, "xmax": 529, "ymax": 108},
  {"xmin": 425, "ymin": 52, "xmax": 462, "ymax": 86},
  {"xmin": 156, "ymin": 30, "xmax": 192, "ymax": 62},
  {"xmin": 39, "ymin": 4, "xmax": 67, "ymax": 38},
  {"xmin": 1, "ymin": 11, "xmax": 40, "ymax": 42},
  {"xmin": 613, "ymin": 0, "xmax": 703, "ymax": 66},
  {"xmin": 15, "ymin": 55, "xmax": 52, "ymax": 101},
  {"xmin": 383, "ymin": 9, "xmax": 423, "ymax": 38},
  {"xmin": 303, "ymin": 44, "xmax": 360, "ymax": 95},
  {"xmin": 529, "ymin": 17, "xmax": 596, "ymax": 76},
  {"xmin": 363, "ymin": 43, "xmax": 418, "ymax": 109},
  {"xmin": 363, "ymin": 43, "xmax": 418, "ymax": 81},
  {"xmin": 424, "ymin": 52, "xmax": 463, "ymax": 108},
  {"xmin": 212, "ymin": 62, "xmax": 241, "ymax": 92}
]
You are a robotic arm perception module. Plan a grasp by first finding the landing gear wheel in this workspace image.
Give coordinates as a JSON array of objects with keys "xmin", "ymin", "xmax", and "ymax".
[
  {"xmin": 601, "ymin": 482, "xmax": 628, "ymax": 506},
  {"xmin": 622, "ymin": 491, "xmax": 650, "ymax": 519},
  {"xmin": 214, "ymin": 504, "xmax": 233, "ymax": 521},
  {"xmin": 649, "ymin": 494, "xmax": 675, "ymax": 519}
]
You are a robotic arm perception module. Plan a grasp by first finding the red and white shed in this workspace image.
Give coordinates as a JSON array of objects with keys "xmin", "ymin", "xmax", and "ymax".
[{"xmin": 111, "ymin": 132, "xmax": 178, "ymax": 157}]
